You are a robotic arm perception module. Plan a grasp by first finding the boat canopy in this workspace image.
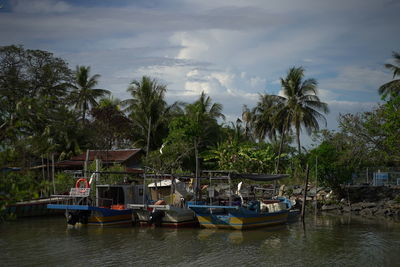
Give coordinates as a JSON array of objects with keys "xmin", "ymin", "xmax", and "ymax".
[
  {"xmin": 231, "ymin": 173, "xmax": 288, "ymax": 181},
  {"xmin": 148, "ymin": 179, "xmax": 182, "ymax": 188}
]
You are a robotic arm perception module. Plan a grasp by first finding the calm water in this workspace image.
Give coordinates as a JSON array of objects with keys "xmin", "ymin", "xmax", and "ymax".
[{"xmin": 1, "ymin": 215, "xmax": 399, "ymax": 267}]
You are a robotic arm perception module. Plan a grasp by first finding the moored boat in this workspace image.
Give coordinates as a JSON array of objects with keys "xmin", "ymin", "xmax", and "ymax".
[
  {"xmin": 47, "ymin": 175, "xmax": 145, "ymax": 226},
  {"xmin": 127, "ymin": 175, "xmax": 197, "ymax": 227},
  {"xmin": 188, "ymin": 172, "xmax": 290, "ymax": 230}
]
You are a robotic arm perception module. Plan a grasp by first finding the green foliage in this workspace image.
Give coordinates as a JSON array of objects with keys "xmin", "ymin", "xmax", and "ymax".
[
  {"xmin": 379, "ymin": 51, "xmax": 400, "ymax": 99},
  {"xmin": 381, "ymin": 95, "xmax": 400, "ymax": 162},
  {"xmin": 91, "ymin": 97, "xmax": 133, "ymax": 149},
  {"xmin": 148, "ymin": 92, "xmax": 225, "ymax": 173},
  {"xmin": 145, "ymin": 140, "xmax": 193, "ymax": 174},
  {"xmin": 0, "ymin": 45, "xmax": 87, "ymax": 166},
  {"xmin": 98, "ymin": 164, "xmax": 127, "ymax": 185},
  {"xmin": 339, "ymin": 96, "xmax": 400, "ymax": 166},
  {"xmin": 87, "ymin": 161, "xmax": 127, "ymax": 185},
  {"xmin": 308, "ymin": 139, "xmax": 353, "ymax": 190},
  {"xmin": 204, "ymin": 141, "xmax": 283, "ymax": 173},
  {"xmin": 121, "ymin": 76, "xmax": 180, "ymax": 151},
  {"xmin": 69, "ymin": 65, "xmax": 110, "ymax": 123},
  {"xmin": 285, "ymin": 154, "xmax": 308, "ymax": 185},
  {"xmin": 54, "ymin": 172, "xmax": 75, "ymax": 194},
  {"xmin": 0, "ymin": 171, "xmax": 41, "ymax": 220}
]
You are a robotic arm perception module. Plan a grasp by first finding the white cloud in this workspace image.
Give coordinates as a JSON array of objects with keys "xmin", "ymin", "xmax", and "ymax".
[{"xmin": 319, "ymin": 66, "xmax": 391, "ymax": 102}]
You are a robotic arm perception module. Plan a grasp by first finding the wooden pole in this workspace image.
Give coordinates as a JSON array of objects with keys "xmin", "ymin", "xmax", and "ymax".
[
  {"xmin": 146, "ymin": 116, "xmax": 152, "ymax": 159},
  {"xmin": 315, "ymin": 156, "xmax": 318, "ymax": 215},
  {"xmin": 194, "ymin": 139, "xmax": 199, "ymax": 202},
  {"xmin": 42, "ymin": 157, "xmax": 45, "ymax": 180},
  {"xmin": 47, "ymin": 153, "xmax": 50, "ymax": 180},
  {"xmin": 301, "ymin": 164, "xmax": 310, "ymax": 221},
  {"xmin": 52, "ymin": 153, "xmax": 55, "ymax": 195},
  {"xmin": 84, "ymin": 149, "xmax": 89, "ymax": 177}
]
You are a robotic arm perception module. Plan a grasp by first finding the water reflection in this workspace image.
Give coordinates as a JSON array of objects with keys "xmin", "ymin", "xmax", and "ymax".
[
  {"xmin": 196, "ymin": 224, "xmax": 288, "ymax": 245},
  {"xmin": 1, "ymin": 215, "xmax": 400, "ymax": 266}
]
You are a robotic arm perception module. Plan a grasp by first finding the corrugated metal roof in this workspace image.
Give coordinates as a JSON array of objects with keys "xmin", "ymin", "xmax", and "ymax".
[{"xmin": 70, "ymin": 149, "xmax": 142, "ymax": 162}]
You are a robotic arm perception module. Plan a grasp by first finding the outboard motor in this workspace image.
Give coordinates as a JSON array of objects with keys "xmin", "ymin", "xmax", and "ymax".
[
  {"xmin": 148, "ymin": 210, "xmax": 165, "ymax": 227},
  {"xmin": 66, "ymin": 211, "xmax": 79, "ymax": 225},
  {"xmin": 66, "ymin": 211, "xmax": 89, "ymax": 225}
]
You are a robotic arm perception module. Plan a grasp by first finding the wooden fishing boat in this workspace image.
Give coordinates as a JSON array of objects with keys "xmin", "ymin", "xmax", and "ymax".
[
  {"xmin": 47, "ymin": 176, "xmax": 145, "ymax": 226},
  {"xmin": 127, "ymin": 176, "xmax": 197, "ymax": 227},
  {"xmin": 188, "ymin": 172, "xmax": 290, "ymax": 230}
]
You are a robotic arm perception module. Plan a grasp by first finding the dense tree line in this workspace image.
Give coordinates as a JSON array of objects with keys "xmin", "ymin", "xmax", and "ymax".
[{"xmin": 1, "ymin": 45, "xmax": 399, "ymax": 211}]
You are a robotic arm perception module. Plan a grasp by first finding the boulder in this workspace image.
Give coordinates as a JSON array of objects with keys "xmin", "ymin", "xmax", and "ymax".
[
  {"xmin": 387, "ymin": 202, "xmax": 400, "ymax": 210},
  {"xmin": 360, "ymin": 208, "xmax": 375, "ymax": 217},
  {"xmin": 361, "ymin": 202, "xmax": 377, "ymax": 209},
  {"xmin": 321, "ymin": 204, "xmax": 339, "ymax": 211},
  {"xmin": 307, "ymin": 187, "xmax": 317, "ymax": 198},
  {"xmin": 350, "ymin": 203, "xmax": 363, "ymax": 212},
  {"xmin": 316, "ymin": 190, "xmax": 329, "ymax": 200},
  {"xmin": 293, "ymin": 188, "xmax": 303, "ymax": 195},
  {"xmin": 375, "ymin": 208, "xmax": 390, "ymax": 217},
  {"xmin": 342, "ymin": 205, "xmax": 351, "ymax": 212}
]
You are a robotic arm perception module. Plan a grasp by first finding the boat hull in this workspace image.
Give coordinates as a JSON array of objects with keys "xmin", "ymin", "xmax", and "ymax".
[
  {"xmin": 47, "ymin": 204, "xmax": 132, "ymax": 226},
  {"xmin": 135, "ymin": 207, "xmax": 198, "ymax": 228},
  {"xmin": 189, "ymin": 205, "xmax": 288, "ymax": 230}
]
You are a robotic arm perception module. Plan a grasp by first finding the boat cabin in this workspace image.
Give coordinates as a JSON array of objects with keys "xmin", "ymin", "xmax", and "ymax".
[{"xmin": 96, "ymin": 183, "xmax": 146, "ymax": 209}]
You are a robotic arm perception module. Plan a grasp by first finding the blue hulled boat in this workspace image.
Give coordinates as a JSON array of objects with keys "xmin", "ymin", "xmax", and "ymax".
[
  {"xmin": 188, "ymin": 172, "xmax": 291, "ymax": 230},
  {"xmin": 47, "ymin": 177, "xmax": 145, "ymax": 226}
]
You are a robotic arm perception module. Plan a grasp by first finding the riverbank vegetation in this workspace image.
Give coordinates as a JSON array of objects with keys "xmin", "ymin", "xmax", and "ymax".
[{"xmin": 1, "ymin": 45, "xmax": 399, "ymax": 215}]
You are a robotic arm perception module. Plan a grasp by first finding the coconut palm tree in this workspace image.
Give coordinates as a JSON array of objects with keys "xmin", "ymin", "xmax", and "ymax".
[
  {"xmin": 241, "ymin": 105, "xmax": 255, "ymax": 140},
  {"xmin": 183, "ymin": 91, "xmax": 225, "ymax": 199},
  {"xmin": 121, "ymin": 76, "xmax": 182, "ymax": 153},
  {"xmin": 187, "ymin": 91, "xmax": 225, "ymax": 126},
  {"xmin": 379, "ymin": 51, "xmax": 400, "ymax": 98},
  {"xmin": 251, "ymin": 94, "xmax": 286, "ymax": 142},
  {"xmin": 70, "ymin": 66, "xmax": 110, "ymax": 123},
  {"xmin": 251, "ymin": 94, "xmax": 288, "ymax": 172},
  {"xmin": 180, "ymin": 92, "xmax": 225, "ymax": 159},
  {"xmin": 279, "ymin": 66, "xmax": 329, "ymax": 154},
  {"xmin": 254, "ymin": 67, "xmax": 328, "ymax": 156}
]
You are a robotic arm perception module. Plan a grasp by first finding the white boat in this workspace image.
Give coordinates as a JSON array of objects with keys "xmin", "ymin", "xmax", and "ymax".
[{"xmin": 128, "ymin": 176, "xmax": 197, "ymax": 227}]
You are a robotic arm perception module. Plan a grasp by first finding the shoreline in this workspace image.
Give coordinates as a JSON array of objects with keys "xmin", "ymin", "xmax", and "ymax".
[{"xmin": 280, "ymin": 184, "xmax": 400, "ymax": 222}]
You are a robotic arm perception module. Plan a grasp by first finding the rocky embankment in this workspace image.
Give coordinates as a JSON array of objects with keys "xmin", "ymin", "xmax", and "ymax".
[
  {"xmin": 279, "ymin": 185, "xmax": 400, "ymax": 221},
  {"xmin": 321, "ymin": 199, "xmax": 400, "ymax": 219}
]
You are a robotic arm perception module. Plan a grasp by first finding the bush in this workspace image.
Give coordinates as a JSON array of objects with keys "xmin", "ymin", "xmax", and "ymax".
[{"xmin": 55, "ymin": 172, "xmax": 75, "ymax": 194}]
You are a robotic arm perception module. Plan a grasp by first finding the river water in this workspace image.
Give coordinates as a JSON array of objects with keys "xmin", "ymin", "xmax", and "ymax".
[{"xmin": 1, "ymin": 214, "xmax": 399, "ymax": 266}]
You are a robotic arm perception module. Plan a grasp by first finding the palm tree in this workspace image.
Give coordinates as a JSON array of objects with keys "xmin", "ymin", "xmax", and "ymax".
[
  {"xmin": 279, "ymin": 66, "xmax": 329, "ymax": 154},
  {"xmin": 251, "ymin": 94, "xmax": 286, "ymax": 142},
  {"xmin": 379, "ymin": 51, "xmax": 400, "ymax": 98},
  {"xmin": 251, "ymin": 94, "xmax": 288, "ymax": 172},
  {"xmin": 241, "ymin": 105, "xmax": 255, "ymax": 140},
  {"xmin": 121, "ymin": 76, "xmax": 182, "ymax": 153},
  {"xmin": 184, "ymin": 91, "xmax": 225, "ymax": 200},
  {"xmin": 253, "ymin": 67, "xmax": 328, "ymax": 156},
  {"xmin": 187, "ymin": 91, "xmax": 225, "ymax": 125},
  {"xmin": 70, "ymin": 66, "xmax": 110, "ymax": 123}
]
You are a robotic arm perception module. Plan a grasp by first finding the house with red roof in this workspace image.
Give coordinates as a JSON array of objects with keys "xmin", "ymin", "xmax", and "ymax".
[{"xmin": 56, "ymin": 149, "xmax": 144, "ymax": 173}]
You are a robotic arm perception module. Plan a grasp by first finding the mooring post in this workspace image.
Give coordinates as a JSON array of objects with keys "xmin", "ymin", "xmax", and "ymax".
[
  {"xmin": 52, "ymin": 153, "xmax": 55, "ymax": 195},
  {"xmin": 301, "ymin": 164, "xmax": 310, "ymax": 221}
]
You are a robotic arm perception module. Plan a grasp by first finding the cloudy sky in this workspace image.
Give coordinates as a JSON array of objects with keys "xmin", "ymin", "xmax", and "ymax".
[{"xmin": 1, "ymin": 0, "xmax": 399, "ymax": 146}]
